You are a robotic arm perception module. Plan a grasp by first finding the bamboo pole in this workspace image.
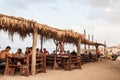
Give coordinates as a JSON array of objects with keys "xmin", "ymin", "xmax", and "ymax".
[{"xmin": 31, "ymin": 28, "xmax": 38, "ymax": 75}]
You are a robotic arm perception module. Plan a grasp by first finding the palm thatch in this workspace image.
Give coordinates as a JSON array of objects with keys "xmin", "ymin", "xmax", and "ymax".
[{"xmin": 0, "ymin": 14, "xmax": 105, "ymax": 46}]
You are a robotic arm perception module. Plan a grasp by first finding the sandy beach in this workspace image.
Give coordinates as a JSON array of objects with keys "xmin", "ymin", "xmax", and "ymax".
[{"xmin": 0, "ymin": 59, "xmax": 120, "ymax": 80}]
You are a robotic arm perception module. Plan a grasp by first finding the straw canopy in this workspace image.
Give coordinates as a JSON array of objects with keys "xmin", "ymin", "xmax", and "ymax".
[
  {"xmin": 0, "ymin": 13, "xmax": 105, "ymax": 75},
  {"xmin": 0, "ymin": 14, "xmax": 105, "ymax": 46}
]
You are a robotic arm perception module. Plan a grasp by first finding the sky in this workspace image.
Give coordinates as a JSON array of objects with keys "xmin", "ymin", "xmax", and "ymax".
[{"xmin": 0, "ymin": 0, "xmax": 120, "ymax": 52}]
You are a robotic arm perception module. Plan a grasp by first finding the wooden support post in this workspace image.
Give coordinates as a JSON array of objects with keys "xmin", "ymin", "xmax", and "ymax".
[
  {"xmin": 84, "ymin": 30, "xmax": 86, "ymax": 50},
  {"xmin": 54, "ymin": 40, "xmax": 59, "ymax": 54},
  {"xmin": 92, "ymin": 34, "xmax": 94, "ymax": 49},
  {"xmin": 104, "ymin": 41, "xmax": 106, "ymax": 54},
  {"xmin": 95, "ymin": 45, "xmax": 99, "ymax": 54},
  {"xmin": 88, "ymin": 34, "xmax": 90, "ymax": 51},
  {"xmin": 77, "ymin": 38, "xmax": 81, "ymax": 55},
  {"xmin": 77, "ymin": 38, "xmax": 82, "ymax": 68},
  {"xmin": 31, "ymin": 28, "xmax": 38, "ymax": 75},
  {"xmin": 40, "ymin": 36, "xmax": 43, "ymax": 50}
]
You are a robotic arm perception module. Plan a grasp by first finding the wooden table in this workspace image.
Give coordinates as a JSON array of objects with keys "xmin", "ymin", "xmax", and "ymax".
[{"xmin": 4, "ymin": 55, "xmax": 28, "ymax": 75}]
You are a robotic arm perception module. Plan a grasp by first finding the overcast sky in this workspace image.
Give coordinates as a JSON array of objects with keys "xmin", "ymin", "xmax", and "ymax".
[{"xmin": 0, "ymin": 0, "xmax": 120, "ymax": 52}]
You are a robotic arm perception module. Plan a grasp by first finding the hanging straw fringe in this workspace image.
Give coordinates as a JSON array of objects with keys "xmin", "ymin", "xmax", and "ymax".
[{"xmin": 0, "ymin": 14, "xmax": 105, "ymax": 46}]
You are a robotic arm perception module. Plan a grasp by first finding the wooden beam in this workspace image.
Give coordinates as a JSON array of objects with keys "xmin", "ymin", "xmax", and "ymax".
[{"xmin": 31, "ymin": 28, "xmax": 38, "ymax": 75}]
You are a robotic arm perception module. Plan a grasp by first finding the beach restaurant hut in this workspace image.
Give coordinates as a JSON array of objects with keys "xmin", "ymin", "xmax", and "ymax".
[{"xmin": 0, "ymin": 14, "xmax": 105, "ymax": 75}]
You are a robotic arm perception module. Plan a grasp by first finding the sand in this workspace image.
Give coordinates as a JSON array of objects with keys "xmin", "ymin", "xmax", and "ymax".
[{"xmin": 0, "ymin": 59, "xmax": 120, "ymax": 80}]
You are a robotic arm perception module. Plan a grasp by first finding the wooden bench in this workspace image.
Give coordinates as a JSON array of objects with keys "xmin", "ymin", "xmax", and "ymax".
[
  {"xmin": 4, "ymin": 55, "xmax": 30, "ymax": 76},
  {"xmin": 4, "ymin": 55, "xmax": 15, "ymax": 75},
  {"xmin": 35, "ymin": 54, "xmax": 46, "ymax": 73},
  {"xmin": 20, "ymin": 55, "xmax": 30, "ymax": 76},
  {"xmin": 63, "ymin": 54, "xmax": 81, "ymax": 70},
  {"xmin": 46, "ymin": 54, "xmax": 61, "ymax": 70}
]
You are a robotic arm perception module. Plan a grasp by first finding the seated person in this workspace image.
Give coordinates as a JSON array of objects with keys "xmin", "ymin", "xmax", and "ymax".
[
  {"xmin": 64, "ymin": 50, "xmax": 67, "ymax": 54},
  {"xmin": 88, "ymin": 52, "xmax": 92, "ymax": 58},
  {"xmin": 12, "ymin": 48, "xmax": 23, "ymax": 65},
  {"xmin": 13, "ymin": 48, "xmax": 23, "ymax": 57},
  {"xmin": 58, "ymin": 42, "xmax": 64, "ymax": 54},
  {"xmin": 40, "ymin": 49, "xmax": 43, "ymax": 53},
  {"xmin": 71, "ymin": 50, "xmax": 77, "ymax": 55},
  {"xmin": 36, "ymin": 48, "xmax": 40, "ymax": 55},
  {"xmin": 29, "ymin": 47, "xmax": 32, "ymax": 53},
  {"xmin": 0, "ymin": 46, "xmax": 12, "ymax": 62},
  {"xmin": 25, "ymin": 47, "xmax": 29, "ymax": 55},
  {"xmin": 88, "ymin": 52, "xmax": 92, "ymax": 61},
  {"xmin": 84, "ymin": 51, "xmax": 88, "ymax": 55},
  {"xmin": 111, "ymin": 53, "xmax": 117, "ymax": 60},
  {"xmin": 25, "ymin": 47, "xmax": 32, "ymax": 56},
  {"xmin": 66, "ymin": 50, "xmax": 70, "ymax": 54},
  {"xmin": 51, "ymin": 50, "xmax": 56, "ymax": 54},
  {"xmin": 96, "ymin": 49, "xmax": 101, "ymax": 59},
  {"xmin": 83, "ymin": 51, "xmax": 89, "ymax": 61},
  {"xmin": 43, "ymin": 48, "xmax": 49, "ymax": 55}
]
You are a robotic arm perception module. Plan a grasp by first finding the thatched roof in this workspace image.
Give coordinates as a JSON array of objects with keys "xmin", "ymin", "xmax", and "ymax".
[{"xmin": 0, "ymin": 14, "xmax": 105, "ymax": 46}]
